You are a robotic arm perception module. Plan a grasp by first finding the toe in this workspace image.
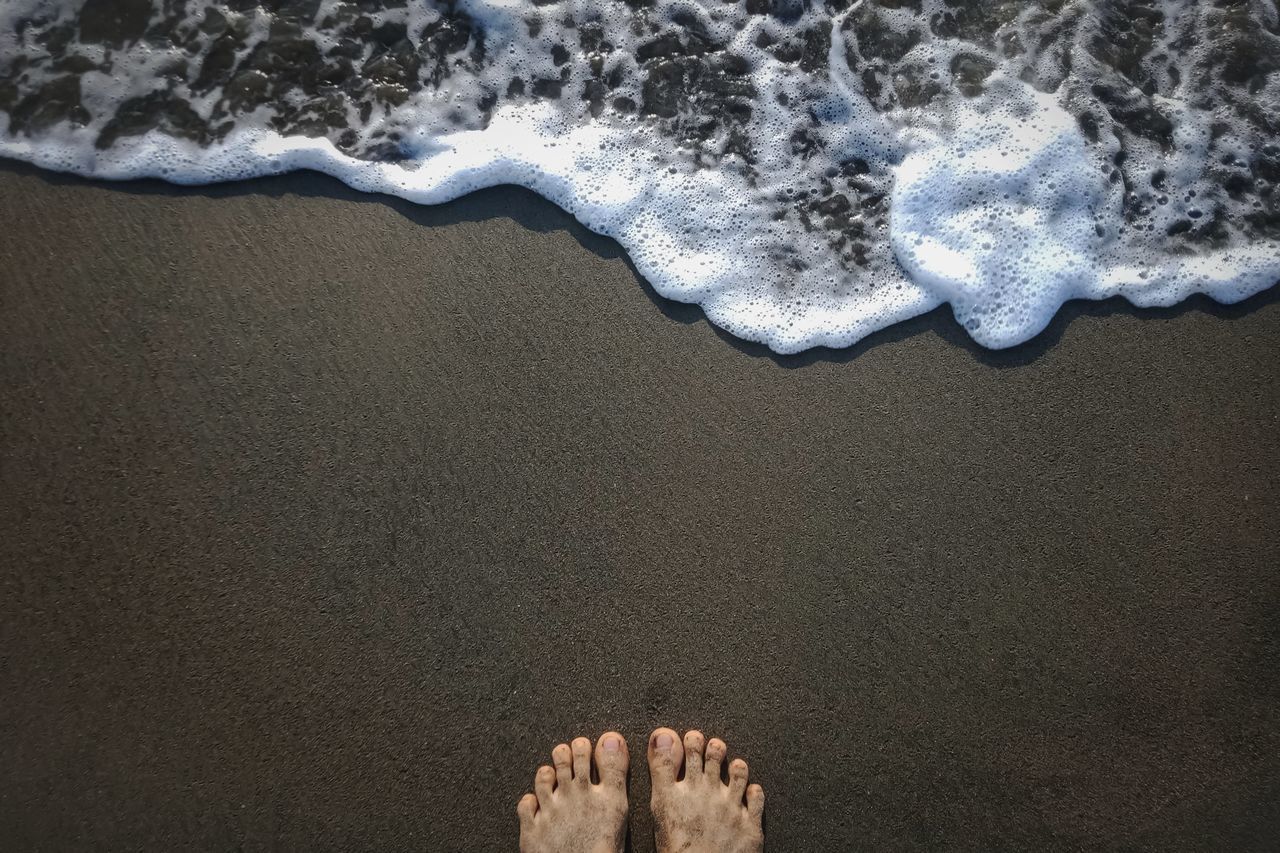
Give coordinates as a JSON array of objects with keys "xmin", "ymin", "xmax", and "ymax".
[
  {"xmin": 571, "ymin": 737, "xmax": 592, "ymax": 785},
  {"xmin": 704, "ymin": 737, "xmax": 726, "ymax": 781},
  {"xmin": 746, "ymin": 784, "xmax": 765, "ymax": 825},
  {"xmin": 683, "ymin": 730, "xmax": 705, "ymax": 778},
  {"xmin": 647, "ymin": 727, "xmax": 683, "ymax": 789},
  {"xmin": 728, "ymin": 757, "xmax": 749, "ymax": 800},
  {"xmin": 594, "ymin": 731, "xmax": 629, "ymax": 790},
  {"xmin": 517, "ymin": 792, "xmax": 538, "ymax": 830},
  {"xmin": 552, "ymin": 744, "xmax": 573, "ymax": 789},
  {"xmin": 534, "ymin": 765, "xmax": 556, "ymax": 809}
]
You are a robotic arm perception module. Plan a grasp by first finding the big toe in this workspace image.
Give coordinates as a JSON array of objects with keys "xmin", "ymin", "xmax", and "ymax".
[
  {"xmin": 594, "ymin": 731, "xmax": 629, "ymax": 790},
  {"xmin": 647, "ymin": 727, "xmax": 683, "ymax": 789}
]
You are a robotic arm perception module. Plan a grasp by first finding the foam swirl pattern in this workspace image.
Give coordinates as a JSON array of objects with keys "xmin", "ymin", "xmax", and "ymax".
[{"xmin": 2, "ymin": 0, "xmax": 1277, "ymax": 352}]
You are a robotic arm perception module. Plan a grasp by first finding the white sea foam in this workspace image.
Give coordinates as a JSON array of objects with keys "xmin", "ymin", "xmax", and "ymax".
[
  {"xmin": 891, "ymin": 81, "xmax": 1115, "ymax": 348},
  {"xmin": 1, "ymin": 0, "xmax": 1276, "ymax": 353}
]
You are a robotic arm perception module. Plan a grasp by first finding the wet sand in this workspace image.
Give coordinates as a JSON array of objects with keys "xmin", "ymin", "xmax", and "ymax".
[{"xmin": 1, "ymin": 159, "xmax": 1277, "ymax": 851}]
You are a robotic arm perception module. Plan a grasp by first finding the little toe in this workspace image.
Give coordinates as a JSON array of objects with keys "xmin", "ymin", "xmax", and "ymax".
[
  {"xmin": 728, "ymin": 758, "xmax": 750, "ymax": 801},
  {"xmin": 683, "ymin": 730, "xmax": 706, "ymax": 778},
  {"xmin": 746, "ymin": 784, "xmax": 765, "ymax": 825},
  {"xmin": 571, "ymin": 737, "xmax": 592, "ymax": 785},
  {"xmin": 517, "ymin": 792, "xmax": 538, "ymax": 830},
  {"xmin": 704, "ymin": 737, "xmax": 726, "ymax": 782},
  {"xmin": 534, "ymin": 765, "xmax": 556, "ymax": 809},
  {"xmin": 647, "ymin": 727, "xmax": 683, "ymax": 790},
  {"xmin": 594, "ymin": 731, "xmax": 629, "ymax": 790},
  {"xmin": 552, "ymin": 744, "xmax": 573, "ymax": 789}
]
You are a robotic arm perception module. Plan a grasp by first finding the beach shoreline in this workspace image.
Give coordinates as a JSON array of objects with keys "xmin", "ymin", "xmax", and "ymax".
[{"xmin": 2, "ymin": 161, "xmax": 1277, "ymax": 851}]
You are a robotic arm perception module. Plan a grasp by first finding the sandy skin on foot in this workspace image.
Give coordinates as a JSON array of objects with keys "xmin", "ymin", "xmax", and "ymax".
[{"xmin": 517, "ymin": 728, "xmax": 763, "ymax": 853}]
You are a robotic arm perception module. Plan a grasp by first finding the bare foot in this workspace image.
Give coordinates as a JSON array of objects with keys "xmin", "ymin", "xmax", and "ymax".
[
  {"xmin": 517, "ymin": 732, "xmax": 629, "ymax": 853},
  {"xmin": 648, "ymin": 727, "xmax": 764, "ymax": 853}
]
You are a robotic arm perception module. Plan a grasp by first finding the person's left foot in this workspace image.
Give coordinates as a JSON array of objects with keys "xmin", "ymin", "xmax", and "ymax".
[{"xmin": 517, "ymin": 733, "xmax": 629, "ymax": 853}]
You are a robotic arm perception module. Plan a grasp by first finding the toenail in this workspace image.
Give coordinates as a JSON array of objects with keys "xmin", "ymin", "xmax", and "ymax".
[
  {"xmin": 604, "ymin": 736, "xmax": 621, "ymax": 752},
  {"xmin": 656, "ymin": 733, "xmax": 674, "ymax": 751}
]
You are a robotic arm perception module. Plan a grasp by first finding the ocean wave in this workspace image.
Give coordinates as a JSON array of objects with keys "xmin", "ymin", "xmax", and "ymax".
[{"xmin": 2, "ymin": 0, "xmax": 1277, "ymax": 352}]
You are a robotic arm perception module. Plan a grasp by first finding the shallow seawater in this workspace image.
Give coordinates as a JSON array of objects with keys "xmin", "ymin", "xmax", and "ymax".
[{"xmin": 2, "ymin": 0, "xmax": 1277, "ymax": 353}]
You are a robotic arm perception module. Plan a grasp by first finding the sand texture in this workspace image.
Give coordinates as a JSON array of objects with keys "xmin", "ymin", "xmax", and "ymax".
[{"xmin": 1, "ymin": 161, "xmax": 1278, "ymax": 851}]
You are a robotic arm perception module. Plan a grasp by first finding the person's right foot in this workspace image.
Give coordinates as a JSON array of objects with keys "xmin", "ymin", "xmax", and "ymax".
[{"xmin": 647, "ymin": 727, "xmax": 764, "ymax": 853}]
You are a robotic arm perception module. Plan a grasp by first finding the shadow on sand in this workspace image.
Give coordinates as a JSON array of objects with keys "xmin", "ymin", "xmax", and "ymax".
[{"xmin": 9, "ymin": 158, "xmax": 1278, "ymax": 370}]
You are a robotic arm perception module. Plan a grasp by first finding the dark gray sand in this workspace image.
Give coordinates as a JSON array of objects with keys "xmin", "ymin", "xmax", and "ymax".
[{"xmin": 1, "ymin": 160, "xmax": 1278, "ymax": 851}]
